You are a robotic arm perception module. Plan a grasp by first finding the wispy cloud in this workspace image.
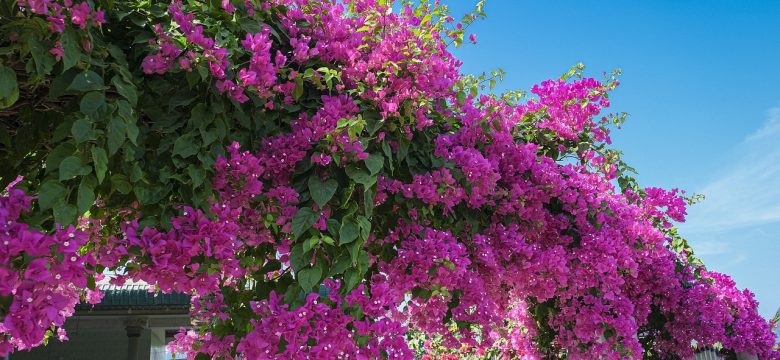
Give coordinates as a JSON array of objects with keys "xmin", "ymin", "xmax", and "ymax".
[
  {"xmin": 678, "ymin": 110, "xmax": 780, "ymax": 318},
  {"xmin": 683, "ymin": 105, "xmax": 780, "ymax": 233},
  {"xmin": 692, "ymin": 240, "xmax": 731, "ymax": 256}
]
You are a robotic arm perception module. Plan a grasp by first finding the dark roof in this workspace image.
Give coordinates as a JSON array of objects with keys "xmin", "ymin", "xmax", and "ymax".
[{"xmin": 76, "ymin": 281, "xmax": 190, "ymax": 311}]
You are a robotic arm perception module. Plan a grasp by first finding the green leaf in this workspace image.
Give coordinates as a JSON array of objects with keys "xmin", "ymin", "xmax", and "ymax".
[
  {"xmin": 110, "ymin": 174, "xmax": 132, "ymax": 194},
  {"xmin": 238, "ymin": 16, "xmax": 264, "ymax": 33},
  {"xmin": 134, "ymin": 183, "xmax": 170, "ymax": 205},
  {"xmin": 49, "ymin": 68, "xmax": 79, "ymax": 99},
  {"xmin": 38, "ymin": 180, "xmax": 67, "ymax": 210},
  {"xmin": 129, "ymin": 163, "xmax": 143, "ymax": 182},
  {"xmin": 381, "ymin": 140, "xmax": 394, "ymax": 172},
  {"xmin": 60, "ymin": 30, "xmax": 81, "ymax": 71},
  {"xmin": 117, "ymin": 100, "xmax": 138, "ymax": 145},
  {"xmin": 29, "ymin": 37, "xmax": 54, "ymax": 76},
  {"xmin": 111, "ymin": 75, "xmax": 138, "ymax": 105},
  {"xmin": 292, "ymin": 207, "xmax": 319, "ymax": 239},
  {"xmin": 364, "ymin": 153, "xmax": 384, "ymax": 175},
  {"xmin": 59, "ymin": 156, "xmax": 92, "ymax": 181},
  {"xmin": 308, "ymin": 176, "xmax": 338, "ymax": 208},
  {"xmin": 328, "ymin": 254, "xmax": 351, "ymax": 277},
  {"xmin": 364, "ymin": 111, "xmax": 383, "ymax": 135},
  {"xmin": 357, "ymin": 249, "xmax": 370, "ymax": 271},
  {"xmin": 106, "ymin": 44, "xmax": 128, "ymax": 67},
  {"xmin": 363, "ymin": 186, "xmax": 375, "ymax": 217},
  {"xmin": 185, "ymin": 70, "xmax": 201, "ymax": 88},
  {"xmin": 91, "ymin": 147, "xmax": 108, "ymax": 184},
  {"xmin": 77, "ymin": 178, "xmax": 95, "ymax": 214},
  {"xmin": 190, "ymin": 103, "xmax": 213, "ymax": 128},
  {"xmin": 297, "ymin": 263, "xmax": 323, "ymax": 291},
  {"xmin": 456, "ymin": 90, "xmax": 466, "ymax": 105},
  {"xmin": 107, "ymin": 116, "xmax": 126, "ymax": 155},
  {"xmin": 79, "ymin": 91, "xmax": 106, "ymax": 116},
  {"xmin": 344, "ymin": 268, "xmax": 362, "ymax": 291},
  {"xmin": 326, "ymin": 218, "xmax": 340, "ymax": 237},
  {"xmin": 339, "ymin": 218, "xmax": 359, "ymax": 245},
  {"xmin": 197, "ymin": 65, "xmax": 209, "ymax": 81},
  {"xmin": 357, "ymin": 215, "xmax": 372, "ymax": 240},
  {"xmin": 0, "ymin": 65, "xmax": 18, "ymax": 109},
  {"xmin": 293, "ymin": 76, "xmax": 304, "ymax": 100},
  {"xmin": 173, "ymin": 133, "xmax": 199, "ymax": 158},
  {"xmin": 168, "ymin": 91, "xmax": 197, "ymax": 109},
  {"xmin": 125, "ymin": 121, "xmax": 139, "ymax": 146},
  {"xmin": 397, "ymin": 138, "xmax": 410, "ymax": 163},
  {"xmin": 87, "ymin": 274, "xmax": 96, "ymax": 290},
  {"xmin": 68, "ymin": 70, "xmax": 104, "ymax": 93},
  {"xmin": 345, "ymin": 165, "xmax": 376, "ymax": 187},
  {"xmin": 187, "ymin": 165, "xmax": 206, "ymax": 188},
  {"xmin": 46, "ymin": 142, "xmax": 77, "ymax": 173},
  {"xmin": 303, "ymin": 236, "xmax": 319, "ymax": 253},
  {"xmin": 70, "ymin": 118, "xmax": 95, "ymax": 144},
  {"xmin": 348, "ymin": 237, "xmax": 363, "ymax": 264},
  {"xmin": 116, "ymin": 99, "xmax": 133, "ymax": 121},
  {"xmin": 0, "ymin": 65, "xmax": 17, "ymax": 98},
  {"xmin": 321, "ymin": 235, "xmax": 335, "ymax": 246},
  {"xmin": 0, "ymin": 83, "xmax": 18, "ymax": 109},
  {"xmin": 290, "ymin": 243, "xmax": 306, "ymax": 271},
  {"xmin": 53, "ymin": 203, "xmax": 77, "ymax": 225},
  {"xmin": 51, "ymin": 119, "xmax": 74, "ymax": 143}
]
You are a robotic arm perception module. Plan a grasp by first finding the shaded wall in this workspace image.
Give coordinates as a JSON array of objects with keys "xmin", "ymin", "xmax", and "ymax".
[{"xmin": 9, "ymin": 327, "xmax": 151, "ymax": 360}]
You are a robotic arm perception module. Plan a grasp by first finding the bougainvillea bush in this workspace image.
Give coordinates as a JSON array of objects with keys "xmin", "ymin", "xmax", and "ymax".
[{"xmin": 0, "ymin": 0, "xmax": 777, "ymax": 358}]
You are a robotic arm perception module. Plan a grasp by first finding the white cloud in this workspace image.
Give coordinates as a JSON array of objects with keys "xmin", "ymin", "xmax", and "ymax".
[
  {"xmin": 676, "ymin": 107, "xmax": 780, "ymax": 318},
  {"xmin": 747, "ymin": 106, "xmax": 780, "ymax": 142},
  {"xmin": 725, "ymin": 253, "xmax": 748, "ymax": 267},
  {"xmin": 682, "ymin": 105, "xmax": 780, "ymax": 234},
  {"xmin": 692, "ymin": 240, "xmax": 731, "ymax": 256}
]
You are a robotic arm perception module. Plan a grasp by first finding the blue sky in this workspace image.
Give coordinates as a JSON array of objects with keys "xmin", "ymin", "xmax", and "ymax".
[{"xmin": 448, "ymin": 0, "xmax": 780, "ymax": 318}]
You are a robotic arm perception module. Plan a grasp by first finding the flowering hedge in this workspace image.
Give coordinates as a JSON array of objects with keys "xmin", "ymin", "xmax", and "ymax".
[{"xmin": 0, "ymin": 0, "xmax": 778, "ymax": 358}]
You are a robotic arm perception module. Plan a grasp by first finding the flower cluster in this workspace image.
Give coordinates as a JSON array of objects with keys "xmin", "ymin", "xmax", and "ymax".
[
  {"xmin": 236, "ymin": 27, "xmax": 283, "ymax": 100},
  {"xmin": 377, "ymin": 169, "xmax": 466, "ymax": 214},
  {"xmin": 117, "ymin": 139, "xmax": 306, "ymax": 295},
  {"xmin": 376, "ymin": 223, "xmax": 501, "ymax": 348},
  {"xmin": 255, "ymin": 94, "xmax": 360, "ymax": 180},
  {"xmin": 142, "ymin": 1, "xmax": 231, "ymax": 82},
  {"xmin": 2, "ymin": 0, "xmax": 778, "ymax": 359},
  {"xmin": 0, "ymin": 189, "xmax": 99, "ymax": 355},
  {"xmin": 141, "ymin": 24, "xmax": 182, "ymax": 75},
  {"xmin": 524, "ymin": 78, "xmax": 611, "ymax": 141},
  {"xmin": 235, "ymin": 281, "xmax": 410, "ymax": 359},
  {"xmin": 18, "ymin": 0, "xmax": 105, "ymax": 33},
  {"xmin": 279, "ymin": 1, "xmax": 459, "ymax": 122}
]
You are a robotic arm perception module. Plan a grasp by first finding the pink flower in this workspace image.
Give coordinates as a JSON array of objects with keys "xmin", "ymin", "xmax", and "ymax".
[
  {"xmin": 47, "ymin": 13, "xmax": 66, "ymax": 33},
  {"xmin": 221, "ymin": 0, "xmax": 235, "ymax": 13},
  {"xmin": 56, "ymin": 328, "xmax": 68, "ymax": 342},
  {"xmin": 178, "ymin": 57, "xmax": 191, "ymax": 70},
  {"xmin": 49, "ymin": 41, "xmax": 64, "ymax": 62},
  {"xmin": 69, "ymin": 2, "xmax": 91, "ymax": 29},
  {"xmin": 311, "ymin": 153, "xmax": 332, "ymax": 166},
  {"xmin": 81, "ymin": 38, "xmax": 92, "ymax": 52},
  {"xmin": 92, "ymin": 9, "xmax": 105, "ymax": 26}
]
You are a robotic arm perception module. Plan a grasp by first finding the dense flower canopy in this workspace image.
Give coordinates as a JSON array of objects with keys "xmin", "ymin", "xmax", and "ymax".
[{"xmin": 0, "ymin": 0, "xmax": 778, "ymax": 358}]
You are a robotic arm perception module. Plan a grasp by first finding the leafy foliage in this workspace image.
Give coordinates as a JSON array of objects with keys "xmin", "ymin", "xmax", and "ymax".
[{"xmin": 0, "ymin": 0, "xmax": 777, "ymax": 359}]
